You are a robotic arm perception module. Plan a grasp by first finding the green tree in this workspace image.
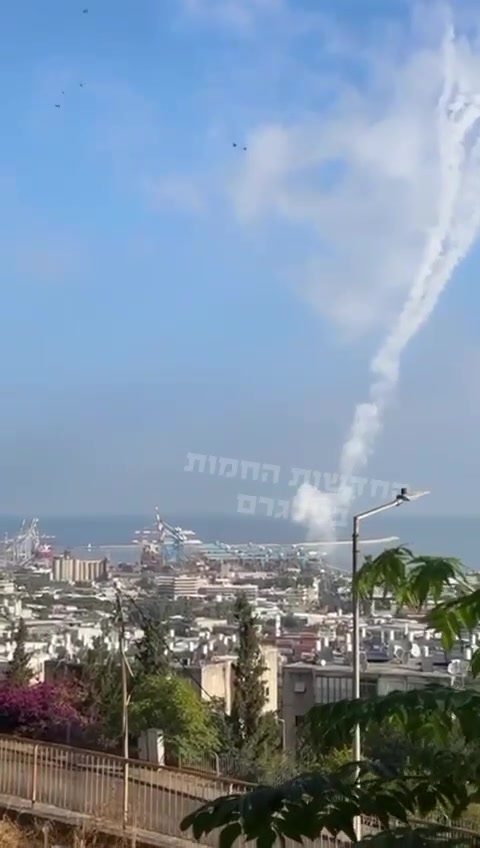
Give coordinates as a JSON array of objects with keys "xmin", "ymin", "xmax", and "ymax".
[
  {"xmin": 181, "ymin": 547, "xmax": 480, "ymax": 846},
  {"xmin": 80, "ymin": 636, "xmax": 123, "ymax": 745},
  {"xmin": 129, "ymin": 672, "xmax": 219, "ymax": 759},
  {"xmin": 230, "ymin": 593, "xmax": 267, "ymax": 749},
  {"xmin": 134, "ymin": 619, "xmax": 169, "ymax": 680},
  {"xmin": 8, "ymin": 618, "xmax": 33, "ymax": 686}
]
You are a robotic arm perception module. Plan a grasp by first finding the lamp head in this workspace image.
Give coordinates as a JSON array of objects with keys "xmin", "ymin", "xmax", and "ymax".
[{"xmin": 395, "ymin": 487, "xmax": 430, "ymax": 504}]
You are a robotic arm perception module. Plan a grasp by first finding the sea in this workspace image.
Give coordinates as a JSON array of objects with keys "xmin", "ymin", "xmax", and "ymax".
[{"xmin": 0, "ymin": 513, "xmax": 478, "ymax": 570}]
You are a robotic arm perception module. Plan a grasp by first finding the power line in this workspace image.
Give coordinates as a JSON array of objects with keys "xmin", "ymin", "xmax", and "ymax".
[{"xmin": 118, "ymin": 588, "xmax": 226, "ymax": 709}]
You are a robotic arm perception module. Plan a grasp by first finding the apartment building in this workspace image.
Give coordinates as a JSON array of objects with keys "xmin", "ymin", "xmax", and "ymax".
[
  {"xmin": 285, "ymin": 581, "xmax": 319, "ymax": 608},
  {"xmin": 180, "ymin": 644, "xmax": 278, "ymax": 714},
  {"xmin": 200, "ymin": 583, "xmax": 258, "ymax": 602},
  {"xmin": 156, "ymin": 574, "xmax": 200, "ymax": 599},
  {"xmin": 281, "ymin": 661, "xmax": 453, "ymax": 750}
]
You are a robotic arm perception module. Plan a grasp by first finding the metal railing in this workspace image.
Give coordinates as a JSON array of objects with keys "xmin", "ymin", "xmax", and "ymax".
[
  {"xmin": 0, "ymin": 734, "xmax": 247, "ymax": 845},
  {"xmin": 0, "ymin": 734, "xmax": 479, "ymax": 845}
]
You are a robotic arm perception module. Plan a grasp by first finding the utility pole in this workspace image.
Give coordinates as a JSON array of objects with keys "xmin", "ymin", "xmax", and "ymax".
[
  {"xmin": 114, "ymin": 584, "xmax": 131, "ymax": 829},
  {"xmin": 351, "ymin": 487, "xmax": 429, "ymax": 841}
]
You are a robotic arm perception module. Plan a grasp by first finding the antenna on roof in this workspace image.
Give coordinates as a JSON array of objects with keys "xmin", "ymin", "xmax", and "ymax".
[{"xmin": 447, "ymin": 658, "xmax": 469, "ymax": 689}]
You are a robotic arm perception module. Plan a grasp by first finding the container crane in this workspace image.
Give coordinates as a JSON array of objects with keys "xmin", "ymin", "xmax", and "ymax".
[{"xmin": 154, "ymin": 507, "xmax": 187, "ymax": 565}]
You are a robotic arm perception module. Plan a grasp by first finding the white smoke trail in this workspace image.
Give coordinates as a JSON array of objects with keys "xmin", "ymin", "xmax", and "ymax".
[{"xmin": 293, "ymin": 22, "xmax": 480, "ymax": 536}]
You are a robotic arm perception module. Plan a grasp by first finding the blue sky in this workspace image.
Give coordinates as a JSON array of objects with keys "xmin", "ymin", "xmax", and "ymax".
[{"xmin": 1, "ymin": 0, "xmax": 480, "ymax": 518}]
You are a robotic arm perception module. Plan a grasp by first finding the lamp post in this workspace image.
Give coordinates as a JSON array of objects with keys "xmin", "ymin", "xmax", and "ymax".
[
  {"xmin": 114, "ymin": 584, "xmax": 132, "ymax": 829},
  {"xmin": 352, "ymin": 487, "xmax": 429, "ymax": 839}
]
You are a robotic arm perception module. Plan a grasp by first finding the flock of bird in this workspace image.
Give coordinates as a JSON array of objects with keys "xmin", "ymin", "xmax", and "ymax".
[
  {"xmin": 54, "ymin": 9, "xmax": 88, "ymax": 108},
  {"xmin": 54, "ymin": 7, "xmax": 248, "ymax": 152}
]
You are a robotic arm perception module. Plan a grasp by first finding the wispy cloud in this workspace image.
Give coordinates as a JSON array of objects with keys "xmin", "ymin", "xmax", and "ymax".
[
  {"xmin": 165, "ymin": 1, "xmax": 480, "ymax": 341},
  {"xmin": 223, "ymin": 5, "xmax": 470, "ymax": 338}
]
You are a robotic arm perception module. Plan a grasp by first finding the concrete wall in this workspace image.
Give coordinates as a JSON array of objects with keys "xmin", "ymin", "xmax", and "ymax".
[{"xmin": 182, "ymin": 644, "xmax": 279, "ymax": 717}]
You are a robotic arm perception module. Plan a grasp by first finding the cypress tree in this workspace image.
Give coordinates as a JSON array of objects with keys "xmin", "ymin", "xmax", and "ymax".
[
  {"xmin": 9, "ymin": 618, "xmax": 33, "ymax": 686},
  {"xmin": 135, "ymin": 619, "xmax": 170, "ymax": 679},
  {"xmin": 230, "ymin": 593, "xmax": 267, "ymax": 748}
]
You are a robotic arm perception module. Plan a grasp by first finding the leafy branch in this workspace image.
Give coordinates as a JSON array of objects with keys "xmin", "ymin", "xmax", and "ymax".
[
  {"xmin": 180, "ymin": 547, "xmax": 480, "ymax": 846},
  {"xmin": 354, "ymin": 547, "xmax": 467, "ymax": 608},
  {"xmin": 180, "ymin": 758, "xmax": 479, "ymax": 847},
  {"xmin": 301, "ymin": 686, "xmax": 480, "ymax": 753}
]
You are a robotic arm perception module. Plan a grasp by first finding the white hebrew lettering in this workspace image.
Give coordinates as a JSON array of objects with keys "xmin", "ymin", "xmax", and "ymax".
[
  {"xmin": 237, "ymin": 494, "xmax": 257, "ymax": 515},
  {"xmin": 218, "ymin": 457, "xmax": 239, "ymax": 478},
  {"xmin": 184, "ymin": 452, "xmax": 207, "ymax": 473},
  {"xmin": 207, "ymin": 455, "xmax": 218, "ymax": 474},
  {"xmin": 324, "ymin": 472, "xmax": 339, "ymax": 492},
  {"xmin": 370, "ymin": 479, "xmax": 390, "ymax": 498},
  {"xmin": 240, "ymin": 460, "xmax": 260, "ymax": 481},
  {"xmin": 258, "ymin": 496, "xmax": 274, "ymax": 516},
  {"xmin": 274, "ymin": 499, "xmax": 290, "ymax": 520},
  {"xmin": 261, "ymin": 464, "xmax": 280, "ymax": 484},
  {"xmin": 351, "ymin": 476, "xmax": 368, "ymax": 496},
  {"xmin": 288, "ymin": 467, "xmax": 312, "ymax": 487}
]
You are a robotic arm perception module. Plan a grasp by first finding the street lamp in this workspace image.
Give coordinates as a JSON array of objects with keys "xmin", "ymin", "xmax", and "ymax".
[
  {"xmin": 113, "ymin": 583, "xmax": 133, "ymax": 829},
  {"xmin": 352, "ymin": 487, "xmax": 429, "ymax": 839}
]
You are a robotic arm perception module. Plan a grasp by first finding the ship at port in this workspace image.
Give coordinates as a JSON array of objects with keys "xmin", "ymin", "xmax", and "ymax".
[
  {"xmin": 134, "ymin": 508, "xmax": 203, "ymax": 567},
  {"xmin": 134, "ymin": 508, "xmax": 401, "ymax": 570}
]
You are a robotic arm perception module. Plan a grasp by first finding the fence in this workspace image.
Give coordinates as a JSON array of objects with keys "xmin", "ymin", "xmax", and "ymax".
[
  {"xmin": 0, "ymin": 734, "xmax": 479, "ymax": 845},
  {"xmin": 178, "ymin": 749, "xmax": 299, "ymax": 784},
  {"xmin": 0, "ymin": 734, "xmax": 247, "ymax": 845}
]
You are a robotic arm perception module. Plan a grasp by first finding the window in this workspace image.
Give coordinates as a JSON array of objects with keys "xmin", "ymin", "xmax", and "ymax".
[{"xmin": 316, "ymin": 675, "xmax": 352, "ymax": 703}]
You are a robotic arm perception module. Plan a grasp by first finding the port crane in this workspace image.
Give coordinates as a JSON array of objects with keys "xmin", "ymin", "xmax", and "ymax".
[
  {"xmin": 153, "ymin": 507, "xmax": 189, "ymax": 565},
  {"xmin": 136, "ymin": 508, "xmax": 400, "ymax": 570},
  {"xmin": 136, "ymin": 508, "xmax": 194, "ymax": 567},
  {"xmin": 5, "ymin": 518, "xmax": 40, "ymax": 565},
  {"xmin": 3, "ymin": 518, "xmax": 54, "ymax": 567}
]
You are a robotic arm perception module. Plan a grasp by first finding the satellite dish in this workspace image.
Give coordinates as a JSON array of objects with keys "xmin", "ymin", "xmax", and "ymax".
[
  {"xmin": 410, "ymin": 643, "xmax": 421, "ymax": 658},
  {"xmin": 448, "ymin": 659, "xmax": 461, "ymax": 676},
  {"xmin": 389, "ymin": 643, "xmax": 405, "ymax": 661}
]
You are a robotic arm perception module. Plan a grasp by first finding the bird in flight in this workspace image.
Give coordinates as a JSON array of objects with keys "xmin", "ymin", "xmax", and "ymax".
[
  {"xmin": 55, "ymin": 104, "xmax": 61, "ymax": 108},
  {"xmin": 79, "ymin": 83, "xmax": 85, "ymax": 87},
  {"xmin": 232, "ymin": 142, "xmax": 247, "ymax": 151},
  {"xmin": 83, "ymin": 8, "xmax": 88, "ymax": 12}
]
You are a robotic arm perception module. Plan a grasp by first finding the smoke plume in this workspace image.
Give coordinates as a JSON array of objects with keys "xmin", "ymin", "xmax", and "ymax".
[{"xmin": 294, "ymin": 21, "xmax": 480, "ymax": 538}]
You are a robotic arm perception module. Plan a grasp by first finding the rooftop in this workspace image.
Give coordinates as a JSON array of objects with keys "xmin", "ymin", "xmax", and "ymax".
[{"xmin": 283, "ymin": 660, "xmax": 452, "ymax": 680}]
